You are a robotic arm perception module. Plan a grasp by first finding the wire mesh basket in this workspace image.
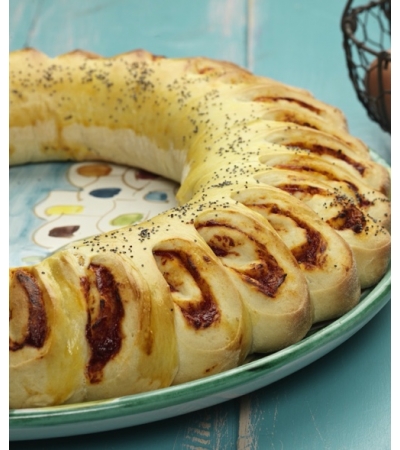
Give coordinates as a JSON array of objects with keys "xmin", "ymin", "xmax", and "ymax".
[{"xmin": 341, "ymin": 0, "xmax": 391, "ymax": 133}]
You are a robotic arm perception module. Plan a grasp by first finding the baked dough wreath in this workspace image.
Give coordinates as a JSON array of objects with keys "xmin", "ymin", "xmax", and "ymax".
[{"xmin": 9, "ymin": 48, "xmax": 391, "ymax": 409}]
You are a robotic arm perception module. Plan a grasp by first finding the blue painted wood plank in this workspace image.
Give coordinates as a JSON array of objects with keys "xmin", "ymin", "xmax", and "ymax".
[
  {"xmin": 238, "ymin": 302, "xmax": 391, "ymax": 450},
  {"xmin": 9, "ymin": 0, "xmax": 248, "ymax": 66},
  {"xmin": 9, "ymin": 0, "xmax": 40, "ymax": 50},
  {"xmin": 248, "ymin": 0, "xmax": 390, "ymax": 163},
  {"xmin": 9, "ymin": 400, "xmax": 242, "ymax": 449}
]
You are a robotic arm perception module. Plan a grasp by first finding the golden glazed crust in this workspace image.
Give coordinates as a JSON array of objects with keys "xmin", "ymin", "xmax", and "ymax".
[{"xmin": 9, "ymin": 48, "xmax": 390, "ymax": 408}]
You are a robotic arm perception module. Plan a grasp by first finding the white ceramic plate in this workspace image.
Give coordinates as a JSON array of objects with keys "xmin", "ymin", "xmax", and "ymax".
[{"xmin": 9, "ymin": 154, "xmax": 391, "ymax": 441}]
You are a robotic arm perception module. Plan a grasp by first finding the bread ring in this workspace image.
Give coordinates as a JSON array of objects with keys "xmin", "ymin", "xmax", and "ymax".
[{"xmin": 9, "ymin": 48, "xmax": 391, "ymax": 408}]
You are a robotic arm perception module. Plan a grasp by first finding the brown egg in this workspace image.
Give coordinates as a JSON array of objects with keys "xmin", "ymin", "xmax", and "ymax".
[{"xmin": 365, "ymin": 50, "xmax": 391, "ymax": 123}]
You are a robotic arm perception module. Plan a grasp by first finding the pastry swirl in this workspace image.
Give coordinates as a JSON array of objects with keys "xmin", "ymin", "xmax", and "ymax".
[{"xmin": 9, "ymin": 48, "xmax": 390, "ymax": 408}]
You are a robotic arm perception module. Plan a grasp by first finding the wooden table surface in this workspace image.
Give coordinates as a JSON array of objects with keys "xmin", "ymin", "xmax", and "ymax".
[{"xmin": 9, "ymin": 1, "xmax": 391, "ymax": 448}]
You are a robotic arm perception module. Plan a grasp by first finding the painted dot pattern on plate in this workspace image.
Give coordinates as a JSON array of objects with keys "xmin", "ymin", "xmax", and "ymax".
[
  {"xmin": 23, "ymin": 162, "xmax": 179, "ymax": 263},
  {"xmin": 144, "ymin": 191, "xmax": 168, "ymax": 202},
  {"xmin": 89, "ymin": 187, "xmax": 121, "ymax": 198},
  {"xmin": 110, "ymin": 213, "xmax": 144, "ymax": 227},
  {"xmin": 45, "ymin": 205, "xmax": 84, "ymax": 215},
  {"xmin": 48, "ymin": 225, "xmax": 80, "ymax": 238},
  {"xmin": 77, "ymin": 163, "xmax": 113, "ymax": 177}
]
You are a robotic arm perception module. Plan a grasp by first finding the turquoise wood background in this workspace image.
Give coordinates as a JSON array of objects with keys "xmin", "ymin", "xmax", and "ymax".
[{"xmin": 9, "ymin": 1, "xmax": 391, "ymax": 448}]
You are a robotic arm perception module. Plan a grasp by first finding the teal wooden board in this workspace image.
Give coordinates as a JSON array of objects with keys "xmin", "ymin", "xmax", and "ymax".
[
  {"xmin": 9, "ymin": 0, "xmax": 39, "ymax": 50},
  {"xmin": 9, "ymin": 0, "xmax": 248, "ymax": 65},
  {"xmin": 248, "ymin": 0, "xmax": 391, "ymax": 164},
  {"xmin": 9, "ymin": 0, "xmax": 391, "ymax": 448}
]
